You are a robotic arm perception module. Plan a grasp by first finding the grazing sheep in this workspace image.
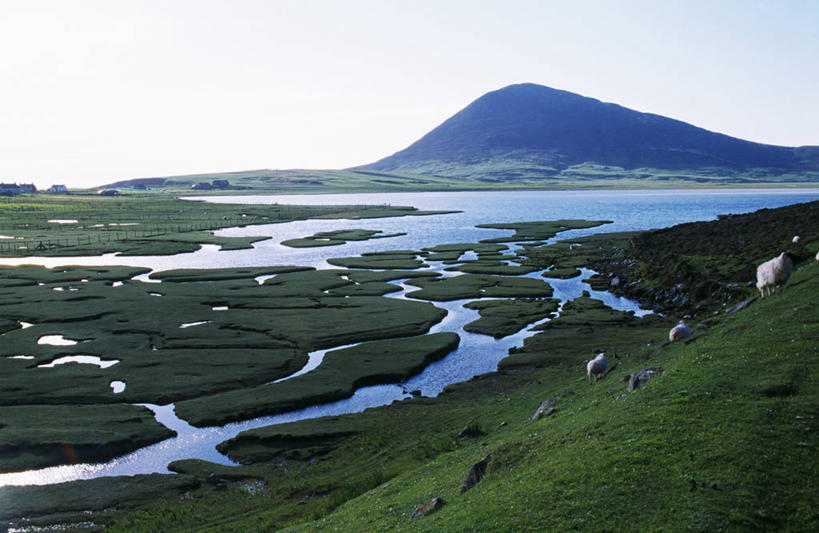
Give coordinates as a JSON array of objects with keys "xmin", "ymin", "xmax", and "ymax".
[
  {"xmin": 587, "ymin": 353, "xmax": 608, "ymax": 384},
  {"xmin": 755, "ymin": 252, "xmax": 794, "ymax": 298},
  {"xmin": 669, "ymin": 320, "xmax": 692, "ymax": 342},
  {"xmin": 792, "ymin": 235, "xmax": 800, "ymax": 245}
]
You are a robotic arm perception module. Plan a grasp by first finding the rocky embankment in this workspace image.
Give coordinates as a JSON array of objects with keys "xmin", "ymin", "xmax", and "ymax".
[{"xmin": 588, "ymin": 200, "xmax": 818, "ymax": 317}]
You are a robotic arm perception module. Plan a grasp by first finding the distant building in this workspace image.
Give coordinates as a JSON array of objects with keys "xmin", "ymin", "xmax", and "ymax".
[
  {"xmin": 0, "ymin": 183, "xmax": 37, "ymax": 195},
  {"xmin": 98, "ymin": 189, "xmax": 120, "ymax": 196},
  {"xmin": 47, "ymin": 184, "xmax": 68, "ymax": 193},
  {"xmin": 211, "ymin": 179, "xmax": 230, "ymax": 189},
  {"xmin": 192, "ymin": 182, "xmax": 212, "ymax": 190}
]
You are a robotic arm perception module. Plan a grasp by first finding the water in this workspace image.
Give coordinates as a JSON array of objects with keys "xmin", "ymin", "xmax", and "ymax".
[
  {"xmin": 1, "ymin": 189, "xmax": 815, "ymax": 271},
  {"xmin": 0, "ymin": 189, "xmax": 816, "ymax": 487},
  {"xmin": 37, "ymin": 356, "xmax": 119, "ymax": 369}
]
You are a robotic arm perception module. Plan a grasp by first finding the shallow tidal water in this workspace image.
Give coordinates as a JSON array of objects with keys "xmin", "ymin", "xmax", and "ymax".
[{"xmin": 0, "ymin": 188, "xmax": 816, "ymax": 486}]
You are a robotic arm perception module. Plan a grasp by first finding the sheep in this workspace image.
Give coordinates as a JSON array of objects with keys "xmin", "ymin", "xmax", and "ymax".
[
  {"xmin": 816, "ymin": 251, "xmax": 819, "ymax": 261},
  {"xmin": 792, "ymin": 235, "xmax": 800, "ymax": 245},
  {"xmin": 755, "ymin": 252, "xmax": 793, "ymax": 298},
  {"xmin": 669, "ymin": 320, "xmax": 692, "ymax": 342},
  {"xmin": 586, "ymin": 353, "xmax": 608, "ymax": 384}
]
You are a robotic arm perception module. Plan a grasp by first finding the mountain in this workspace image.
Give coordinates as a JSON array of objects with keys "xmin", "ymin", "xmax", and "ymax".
[{"xmin": 359, "ymin": 83, "xmax": 819, "ymax": 181}]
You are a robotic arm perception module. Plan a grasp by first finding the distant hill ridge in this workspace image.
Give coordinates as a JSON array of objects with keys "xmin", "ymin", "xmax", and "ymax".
[
  {"xmin": 360, "ymin": 83, "xmax": 819, "ymax": 178},
  {"xmin": 103, "ymin": 83, "xmax": 818, "ymax": 191}
]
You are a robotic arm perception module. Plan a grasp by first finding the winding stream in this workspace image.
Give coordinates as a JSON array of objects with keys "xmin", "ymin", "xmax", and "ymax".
[{"xmin": 0, "ymin": 258, "xmax": 647, "ymax": 487}]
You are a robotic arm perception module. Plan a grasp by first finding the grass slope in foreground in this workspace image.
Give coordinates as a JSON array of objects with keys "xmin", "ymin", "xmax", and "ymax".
[{"xmin": 291, "ymin": 263, "xmax": 819, "ymax": 531}]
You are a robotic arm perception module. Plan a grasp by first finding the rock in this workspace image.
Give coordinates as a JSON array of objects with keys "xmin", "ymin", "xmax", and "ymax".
[
  {"xmin": 206, "ymin": 473, "xmax": 227, "ymax": 490},
  {"xmin": 458, "ymin": 424, "xmax": 485, "ymax": 438},
  {"xmin": 530, "ymin": 397, "xmax": 559, "ymax": 421},
  {"xmin": 725, "ymin": 298, "xmax": 756, "ymax": 315},
  {"xmin": 410, "ymin": 497, "xmax": 445, "ymax": 521},
  {"xmin": 461, "ymin": 454, "xmax": 491, "ymax": 493},
  {"xmin": 409, "ymin": 389, "xmax": 422, "ymax": 397},
  {"xmin": 628, "ymin": 367, "xmax": 662, "ymax": 392}
]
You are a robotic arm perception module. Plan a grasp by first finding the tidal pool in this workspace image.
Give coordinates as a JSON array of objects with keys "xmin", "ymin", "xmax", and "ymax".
[
  {"xmin": 179, "ymin": 320, "xmax": 211, "ymax": 329},
  {"xmin": 36, "ymin": 335, "xmax": 78, "ymax": 346},
  {"xmin": 37, "ymin": 356, "xmax": 119, "ymax": 369}
]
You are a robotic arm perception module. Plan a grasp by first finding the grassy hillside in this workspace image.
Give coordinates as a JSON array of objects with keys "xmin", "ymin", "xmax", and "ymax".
[
  {"xmin": 294, "ymin": 264, "xmax": 817, "ymax": 531},
  {"xmin": 98, "ymin": 165, "xmax": 819, "ymax": 195}
]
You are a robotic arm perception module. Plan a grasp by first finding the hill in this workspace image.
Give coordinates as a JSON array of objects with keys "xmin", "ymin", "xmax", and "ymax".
[
  {"xmin": 96, "ymin": 84, "xmax": 819, "ymax": 193},
  {"xmin": 360, "ymin": 83, "xmax": 819, "ymax": 183}
]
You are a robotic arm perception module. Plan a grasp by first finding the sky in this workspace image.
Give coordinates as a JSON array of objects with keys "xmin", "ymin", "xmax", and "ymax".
[{"xmin": 1, "ymin": 0, "xmax": 817, "ymax": 189}]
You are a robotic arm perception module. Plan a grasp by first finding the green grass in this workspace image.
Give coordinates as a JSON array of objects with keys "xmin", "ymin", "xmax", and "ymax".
[
  {"xmin": 476, "ymin": 219, "xmax": 612, "ymax": 243},
  {"xmin": 0, "ymin": 404, "xmax": 175, "ymax": 473},
  {"xmin": 462, "ymin": 298, "xmax": 559, "ymax": 338},
  {"xmin": 501, "ymin": 295, "xmax": 671, "ymax": 369},
  {"xmin": 281, "ymin": 262, "xmax": 818, "ymax": 532},
  {"xmin": 405, "ymin": 273, "xmax": 554, "ymax": 301},
  {"xmin": 281, "ymin": 229, "xmax": 406, "ymax": 248},
  {"xmin": 327, "ymin": 250, "xmax": 426, "ymax": 270},
  {"xmin": 0, "ymin": 265, "xmax": 452, "ymax": 468},
  {"xmin": 174, "ymin": 333, "xmax": 458, "ymax": 427}
]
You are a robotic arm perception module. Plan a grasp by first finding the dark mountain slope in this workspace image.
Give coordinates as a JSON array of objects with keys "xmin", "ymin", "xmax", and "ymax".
[{"xmin": 361, "ymin": 83, "xmax": 818, "ymax": 178}]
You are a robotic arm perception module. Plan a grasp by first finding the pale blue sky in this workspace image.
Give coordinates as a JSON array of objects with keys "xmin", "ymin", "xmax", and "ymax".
[{"xmin": 1, "ymin": 0, "xmax": 817, "ymax": 188}]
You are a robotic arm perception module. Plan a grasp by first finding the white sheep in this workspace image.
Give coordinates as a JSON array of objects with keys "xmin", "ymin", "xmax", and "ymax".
[
  {"xmin": 792, "ymin": 235, "xmax": 800, "ymax": 245},
  {"xmin": 816, "ymin": 251, "xmax": 819, "ymax": 261},
  {"xmin": 755, "ymin": 252, "xmax": 793, "ymax": 298},
  {"xmin": 669, "ymin": 320, "xmax": 692, "ymax": 342},
  {"xmin": 586, "ymin": 353, "xmax": 608, "ymax": 384}
]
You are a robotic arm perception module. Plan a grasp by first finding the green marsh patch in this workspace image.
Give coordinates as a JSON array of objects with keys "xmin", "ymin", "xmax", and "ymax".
[
  {"xmin": 282, "ymin": 229, "xmax": 406, "ymax": 248},
  {"xmin": 502, "ymin": 295, "xmax": 672, "ymax": 369},
  {"xmin": 327, "ymin": 251, "xmax": 425, "ymax": 270},
  {"xmin": 463, "ymin": 298, "xmax": 560, "ymax": 338},
  {"xmin": 477, "ymin": 219, "xmax": 612, "ymax": 243},
  {"xmin": 405, "ymin": 273, "xmax": 553, "ymax": 301},
  {"xmin": 0, "ymin": 264, "xmax": 451, "ymax": 470},
  {"xmin": 174, "ymin": 333, "xmax": 460, "ymax": 427},
  {"xmin": 0, "ymin": 404, "xmax": 175, "ymax": 473}
]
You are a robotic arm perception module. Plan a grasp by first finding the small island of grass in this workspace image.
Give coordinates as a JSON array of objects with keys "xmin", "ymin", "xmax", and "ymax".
[{"xmin": 282, "ymin": 228, "xmax": 406, "ymax": 248}]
